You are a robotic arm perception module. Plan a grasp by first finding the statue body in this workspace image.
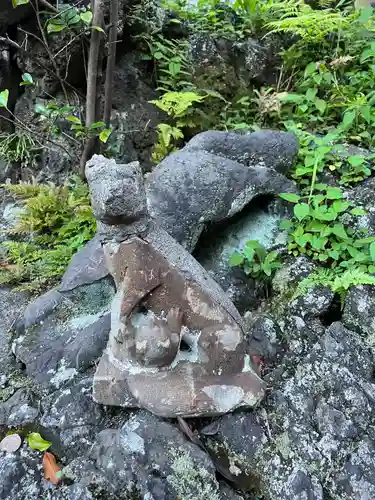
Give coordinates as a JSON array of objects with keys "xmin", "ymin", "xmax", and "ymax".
[{"xmin": 86, "ymin": 155, "xmax": 265, "ymax": 417}]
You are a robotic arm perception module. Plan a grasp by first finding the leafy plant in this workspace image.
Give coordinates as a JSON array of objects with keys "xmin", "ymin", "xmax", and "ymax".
[
  {"xmin": 147, "ymin": 36, "xmax": 192, "ymax": 92},
  {"xmin": 230, "ymin": 240, "xmax": 282, "ymax": 280},
  {"xmin": 46, "ymin": 6, "xmax": 93, "ymax": 34},
  {"xmin": 0, "ymin": 178, "xmax": 96, "ymax": 292},
  {"xmin": 150, "ymin": 91, "xmax": 208, "ymax": 161},
  {"xmin": 279, "ymin": 187, "xmax": 375, "ymax": 270},
  {"xmin": 0, "ymin": 131, "xmax": 40, "ymax": 166}
]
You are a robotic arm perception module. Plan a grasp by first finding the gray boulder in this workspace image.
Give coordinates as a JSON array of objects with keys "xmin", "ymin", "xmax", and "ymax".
[
  {"xmin": 92, "ymin": 411, "xmax": 221, "ymax": 499},
  {"xmin": 189, "ymin": 33, "xmax": 281, "ymax": 98},
  {"xmin": 184, "ymin": 130, "xmax": 298, "ymax": 174},
  {"xmin": 342, "ymin": 284, "xmax": 375, "ymax": 342},
  {"xmin": 146, "ymin": 138, "xmax": 296, "ymax": 252},
  {"xmin": 0, "ymin": 388, "xmax": 38, "ymax": 428},
  {"xmin": 59, "ymin": 235, "xmax": 108, "ymax": 292},
  {"xmin": 0, "ymin": 288, "xmax": 29, "ymax": 402},
  {"xmin": 40, "ymin": 378, "xmax": 104, "ymax": 461},
  {"xmin": 0, "ymin": 449, "xmax": 42, "ymax": 500},
  {"xmin": 202, "ymin": 322, "xmax": 375, "ymax": 499},
  {"xmin": 13, "ymin": 278, "xmax": 114, "ymax": 392},
  {"xmin": 108, "ymin": 51, "xmax": 167, "ymax": 170}
]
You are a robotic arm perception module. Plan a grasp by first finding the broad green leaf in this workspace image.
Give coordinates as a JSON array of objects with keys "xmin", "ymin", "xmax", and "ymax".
[
  {"xmin": 12, "ymin": 0, "xmax": 29, "ymax": 6},
  {"xmin": 328, "ymin": 249, "xmax": 340, "ymax": 260},
  {"xmin": 66, "ymin": 115, "xmax": 82, "ymax": 124},
  {"xmin": 305, "ymin": 88, "xmax": 317, "ymax": 102},
  {"xmin": 326, "ymin": 187, "xmax": 342, "ymax": 200},
  {"xmin": 348, "ymin": 155, "xmax": 365, "ymax": 167},
  {"xmin": 304, "ymin": 62, "xmax": 316, "ymax": 77},
  {"xmin": 80, "ymin": 10, "xmax": 93, "ymax": 24},
  {"xmin": 332, "ymin": 223, "xmax": 348, "ymax": 240},
  {"xmin": 99, "ymin": 128, "xmax": 112, "ymax": 143},
  {"xmin": 351, "ymin": 208, "xmax": 366, "ymax": 216},
  {"xmin": 229, "ymin": 252, "xmax": 244, "ymax": 267},
  {"xmin": 243, "ymin": 246, "xmax": 255, "ymax": 262},
  {"xmin": 20, "ymin": 73, "xmax": 33, "ymax": 86},
  {"xmin": 0, "ymin": 89, "xmax": 9, "ymax": 108},
  {"xmin": 279, "ymin": 193, "xmax": 300, "ymax": 203},
  {"xmin": 311, "ymin": 235, "xmax": 327, "ymax": 250},
  {"xmin": 27, "ymin": 432, "xmax": 51, "ymax": 451},
  {"xmin": 294, "ymin": 203, "xmax": 310, "ymax": 221},
  {"xmin": 315, "ymin": 98, "xmax": 327, "ymax": 114},
  {"xmin": 332, "ymin": 200, "xmax": 350, "ymax": 213},
  {"xmin": 357, "ymin": 237, "xmax": 375, "ymax": 244},
  {"xmin": 265, "ymin": 250, "xmax": 279, "ymax": 263},
  {"xmin": 47, "ymin": 22, "xmax": 66, "ymax": 34},
  {"xmin": 342, "ymin": 109, "xmax": 356, "ymax": 128},
  {"xmin": 245, "ymin": 240, "xmax": 261, "ymax": 249},
  {"xmin": 90, "ymin": 121, "xmax": 105, "ymax": 129},
  {"xmin": 280, "ymin": 93, "xmax": 304, "ymax": 104},
  {"xmin": 370, "ymin": 242, "xmax": 375, "ymax": 261},
  {"xmin": 279, "ymin": 220, "xmax": 293, "ymax": 230}
]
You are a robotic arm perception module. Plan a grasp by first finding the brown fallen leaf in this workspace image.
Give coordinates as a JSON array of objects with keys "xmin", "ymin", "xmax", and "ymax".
[{"xmin": 43, "ymin": 451, "xmax": 62, "ymax": 486}]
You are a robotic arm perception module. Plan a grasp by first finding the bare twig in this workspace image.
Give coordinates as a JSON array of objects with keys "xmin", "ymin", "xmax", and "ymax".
[
  {"xmin": 79, "ymin": 0, "xmax": 105, "ymax": 177},
  {"xmin": 38, "ymin": 0, "xmax": 59, "ymax": 14},
  {"xmin": 103, "ymin": 0, "xmax": 118, "ymax": 127},
  {"xmin": 29, "ymin": 0, "xmax": 69, "ymax": 102},
  {"xmin": 7, "ymin": 30, "xmax": 84, "ymax": 99}
]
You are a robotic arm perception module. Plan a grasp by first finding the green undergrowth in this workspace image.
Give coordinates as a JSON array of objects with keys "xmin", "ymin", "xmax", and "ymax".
[
  {"xmin": 147, "ymin": 0, "xmax": 375, "ymax": 301},
  {"xmin": 3, "ymin": 0, "xmax": 375, "ymax": 299},
  {"xmin": 0, "ymin": 178, "xmax": 95, "ymax": 293}
]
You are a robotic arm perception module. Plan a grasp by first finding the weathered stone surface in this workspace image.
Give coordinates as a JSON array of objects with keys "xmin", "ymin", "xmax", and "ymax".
[
  {"xmin": 342, "ymin": 285, "xmax": 375, "ymax": 343},
  {"xmin": 0, "ymin": 448, "xmax": 42, "ymax": 500},
  {"xmin": 86, "ymin": 156, "xmax": 264, "ymax": 417},
  {"xmin": 202, "ymin": 322, "xmax": 375, "ymax": 499},
  {"xmin": 109, "ymin": 51, "xmax": 167, "ymax": 170},
  {"xmin": 40, "ymin": 378, "xmax": 103, "ymax": 461},
  {"xmin": 244, "ymin": 312, "xmax": 281, "ymax": 360},
  {"xmin": 59, "ymin": 236, "xmax": 108, "ymax": 292},
  {"xmin": 0, "ymin": 288, "xmax": 29, "ymax": 401},
  {"xmin": 184, "ymin": 129, "xmax": 298, "ymax": 174},
  {"xmin": 0, "ymin": 389, "xmax": 38, "ymax": 427},
  {"xmin": 288, "ymin": 285, "xmax": 334, "ymax": 320},
  {"xmin": 91, "ymin": 411, "xmax": 221, "ymax": 500},
  {"xmin": 189, "ymin": 33, "xmax": 281, "ymax": 98},
  {"xmin": 13, "ymin": 279, "xmax": 114, "ymax": 392},
  {"xmin": 146, "ymin": 142, "xmax": 296, "ymax": 252}
]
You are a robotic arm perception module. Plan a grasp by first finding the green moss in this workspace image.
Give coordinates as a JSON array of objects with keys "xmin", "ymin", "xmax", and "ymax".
[{"xmin": 166, "ymin": 448, "xmax": 220, "ymax": 500}]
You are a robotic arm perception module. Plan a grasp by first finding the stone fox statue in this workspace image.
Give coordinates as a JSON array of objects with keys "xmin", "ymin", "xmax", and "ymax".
[{"xmin": 86, "ymin": 155, "xmax": 265, "ymax": 418}]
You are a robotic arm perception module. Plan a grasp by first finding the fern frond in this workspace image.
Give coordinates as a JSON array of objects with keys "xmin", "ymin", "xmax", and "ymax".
[
  {"xmin": 293, "ymin": 267, "xmax": 375, "ymax": 307},
  {"xmin": 292, "ymin": 267, "xmax": 335, "ymax": 299},
  {"xmin": 266, "ymin": 10, "xmax": 353, "ymax": 42}
]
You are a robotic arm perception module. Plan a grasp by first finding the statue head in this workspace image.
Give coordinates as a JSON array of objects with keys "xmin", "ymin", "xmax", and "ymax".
[{"xmin": 85, "ymin": 155, "xmax": 149, "ymax": 239}]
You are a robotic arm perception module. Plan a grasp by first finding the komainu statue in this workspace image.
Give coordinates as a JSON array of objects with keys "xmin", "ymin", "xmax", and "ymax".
[{"xmin": 86, "ymin": 155, "xmax": 265, "ymax": 417}]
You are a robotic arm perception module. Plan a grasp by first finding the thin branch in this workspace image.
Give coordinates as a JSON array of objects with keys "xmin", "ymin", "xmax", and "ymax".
[
  {"xmin": 38, "ymin": 0, "xmax": 59, "ymax": 14},
  {"xmin": 15, "ymin": 29, "xmax": 85, "ymax": 98},
  {"xmin": 79, "ymin": 0, "xmax": 105, "ymax": 177},
  {"xmin": 29, "ymin": 0, "xmax": 69, "ymax": 102},
  {"xmin": 103, "ymin": 0, "xmax": 118, "ymax": 127}
]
